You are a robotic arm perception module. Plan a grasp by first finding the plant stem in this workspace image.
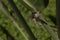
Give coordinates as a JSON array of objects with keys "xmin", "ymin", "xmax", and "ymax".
[{"xmin": 0, "ymin": 1, "xmax": 28, "ymax": 40}]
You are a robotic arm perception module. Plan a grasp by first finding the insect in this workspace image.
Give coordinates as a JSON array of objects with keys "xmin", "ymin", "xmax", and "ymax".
[
  {"xmin": 32, "ymin": 11, "xmax": 40, "ymax": 24},
  {"xmin": 32, "ymin": 11, "xmax": 47, "ymax": 24}
]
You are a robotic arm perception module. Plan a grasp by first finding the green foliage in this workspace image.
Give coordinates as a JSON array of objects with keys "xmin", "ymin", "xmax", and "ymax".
[{"xmin": 0, "ymin": 0, "xmax": 57, "ymax": 40}]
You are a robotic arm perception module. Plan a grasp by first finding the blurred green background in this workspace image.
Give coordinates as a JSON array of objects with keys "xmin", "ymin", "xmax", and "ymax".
[{"xmin": 0, "ymin": 0, "xmax": 56, "ymax": 40}]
